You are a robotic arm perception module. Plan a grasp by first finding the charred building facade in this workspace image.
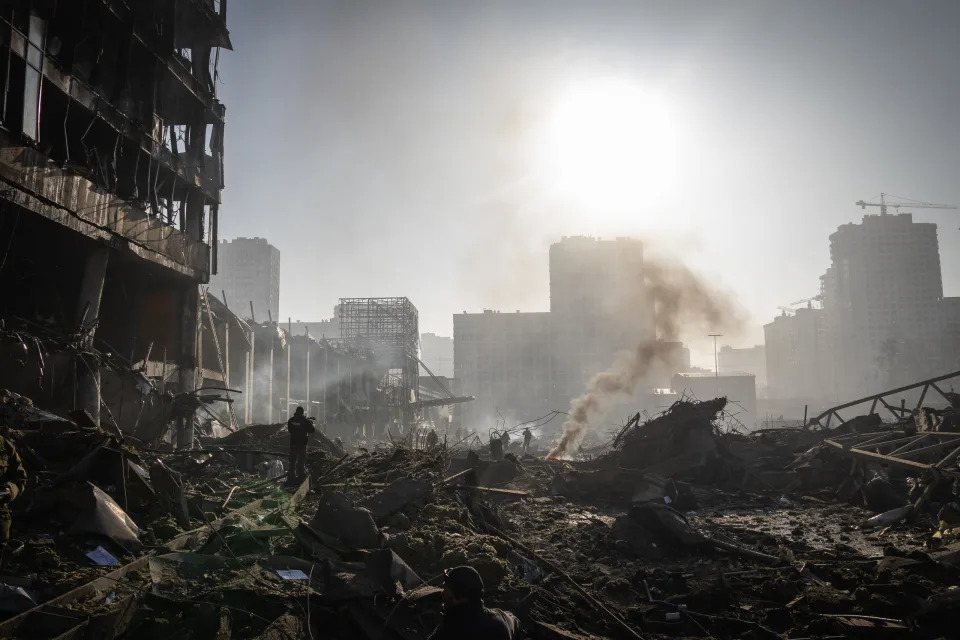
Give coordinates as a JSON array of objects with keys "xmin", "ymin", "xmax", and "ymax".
[{"xmin": 0, "ymin": 2, "xmax": 229, "ymax": 443}]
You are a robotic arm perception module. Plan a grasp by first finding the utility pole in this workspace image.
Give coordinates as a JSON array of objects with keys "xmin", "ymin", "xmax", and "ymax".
[{"xmin": 709, "ymin": 334, "xmax": 722, "ymax": 378}]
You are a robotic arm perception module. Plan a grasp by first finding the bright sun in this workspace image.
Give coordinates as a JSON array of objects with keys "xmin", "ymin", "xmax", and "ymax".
[{"xmin": 537, "ymin": 77, "xmax": 681, "ymax": 214}]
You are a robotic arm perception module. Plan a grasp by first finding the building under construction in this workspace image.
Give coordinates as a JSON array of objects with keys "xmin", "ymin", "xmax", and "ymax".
[
  {"xmin": 0, "ymin": 1, "xmax": 230, "ymax": 444},
  {"xmin": 338, "ymin": 297, "xmax": 420, "ymax": 429},
  {"xmin": 171, "ymin": 294, "xmax": 447, "ymax": 444}
]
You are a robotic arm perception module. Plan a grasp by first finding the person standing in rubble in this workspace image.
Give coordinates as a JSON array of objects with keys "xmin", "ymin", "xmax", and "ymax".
[
  {"xmin": 286, "ymin": 406, "xmax": 315, "ymax": 485},
  {"xmin": 500, "ymin": 430, "xmax": 511, "ymax": 452},
  {"xmin": 522, "ymin": 428, "xmax": 532, "ymax": 453},
  {"xmin": 429, "ymin": 565, "xmax": 521, "ymax": 640},
  {"xmin": 0, "ymin": 435, "xmax": 27, "ymax": 543}
]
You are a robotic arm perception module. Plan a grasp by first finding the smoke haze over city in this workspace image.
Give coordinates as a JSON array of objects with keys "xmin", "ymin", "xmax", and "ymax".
[
  {"xmin": 6, "ymin": 3, "xmax": 960, "ymax": 633},
  {"xmin": 219, "ymin": 0, "xmax": 960, "ymax": 366}
]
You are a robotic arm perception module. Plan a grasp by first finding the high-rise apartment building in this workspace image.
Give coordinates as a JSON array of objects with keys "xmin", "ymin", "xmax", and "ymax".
[
  {"xmin": 718, "ymin": 345, "xmax": 767, "ymax": 395},
  {"xmin": 453, "ymin": 310, "xmax": 553, "ymax": 428},
  {"xmin": 455, "ymin": 237, "xmax": 692, "ymax": 434},
  {"xmin": 764, "ymin": 308, "xmax": 831, "ymax": 401},
  {"xmin": 209, "ymin": 238, "xmax": 280, "ymax": 323},
  {"xmin": 821, "ymin": 213, "xmax": 943, "ymax": 398},
  {"xmin": 942, "ymin": 297, "xmax": 960, "ymax": 373},
  {"xmin": 421, "ymin": 333, "xmax": 454, "ymax": 378},
  {"xmin": 549, "ymin": 236, "xmax": 655, "ymax": 397}
]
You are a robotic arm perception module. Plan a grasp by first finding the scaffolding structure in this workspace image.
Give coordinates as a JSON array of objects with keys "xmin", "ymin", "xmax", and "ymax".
[{"xmin": 339, "ymin": 298, "xmax": 420, "ymax": 426}]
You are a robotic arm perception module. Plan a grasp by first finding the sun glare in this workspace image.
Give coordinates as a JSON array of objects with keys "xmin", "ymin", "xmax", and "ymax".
[{"xmin": 537, "ymin": 77, "xmax": 681, "ymax": 214}]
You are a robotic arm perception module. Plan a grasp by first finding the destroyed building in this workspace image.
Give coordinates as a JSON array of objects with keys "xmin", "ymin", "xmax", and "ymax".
[{"xmin": 0, "ymin": 1, "xmax": 229, "ymax": 445}]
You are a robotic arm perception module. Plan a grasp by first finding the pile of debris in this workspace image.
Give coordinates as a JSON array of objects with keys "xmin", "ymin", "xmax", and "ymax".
[{"xmin": 4, "ymin": 391, "xmax": 960, "ymax": 638}]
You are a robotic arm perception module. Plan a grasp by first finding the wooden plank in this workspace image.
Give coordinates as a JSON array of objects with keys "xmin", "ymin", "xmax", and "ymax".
[
  {"xmin": 447, "ymin": 485, "xmax": 528, "ymax": 498},
  {"xmin": 895, "ymin": 437, "xmax": 960, "ymax": 461},
  {"xmin": 937, "ymin": 444, "xmax": 960, "ymax": 468},
  {"xmin": 853, "ymin": 432, "xmax": 912, "ymax": 449},
  {"xmin": 888, "ymin": 434, "xmax": 932, "ymax": 456},
  {"xmin": 319, "ymin": 482, "xmax": 387, "ymax": 489},
  {"xmin": 441, "ymin": 468, "xmax": 474, "ymax": 484},
  {"xmin": 823, "ymin": 439, "xmax": 960, "ymax": 476}
]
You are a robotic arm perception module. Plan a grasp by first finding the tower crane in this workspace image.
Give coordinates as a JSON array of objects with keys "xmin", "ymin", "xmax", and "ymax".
[
  {"xmin": 790, "ymin": 295, "xmax": 822, "ymax": 308},
  {"xmin": 856, "ymin": 193, "xmax": 958, "ymax": 225}
]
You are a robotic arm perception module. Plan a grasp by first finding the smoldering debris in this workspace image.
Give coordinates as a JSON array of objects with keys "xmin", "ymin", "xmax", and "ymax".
[
  {"xmin": 6, "ymin": 384, "xmax": 960, "ymax": 638},
  {"xmin": 550, "ymin": 258, "xmax": 742, "ymax": 458}
]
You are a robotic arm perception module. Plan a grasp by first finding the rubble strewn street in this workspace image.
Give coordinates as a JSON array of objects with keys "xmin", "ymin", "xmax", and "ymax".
[
  {"xmin": 1, "ymin": 389, "xmax": 959, "ymax": 639},
  {"xmin": 3, "ymin": 2, "xmax": 960, "ymax": 639}
]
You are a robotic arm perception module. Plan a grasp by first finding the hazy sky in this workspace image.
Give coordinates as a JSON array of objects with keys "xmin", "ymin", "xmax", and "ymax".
[{"xmin": 218, "ymin": 0, "xmax": 960, "ymax": 365}]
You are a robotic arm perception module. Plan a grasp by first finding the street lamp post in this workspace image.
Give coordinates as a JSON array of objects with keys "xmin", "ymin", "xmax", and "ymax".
[{"xmin": 708, "ymin": 334, "xmax": 722, "ymax": 378}]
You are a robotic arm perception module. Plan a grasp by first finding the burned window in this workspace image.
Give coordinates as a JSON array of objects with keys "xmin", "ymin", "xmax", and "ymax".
[{"xmin": 21, "ymin": 13, "xmax": 43, "ymax": 139}]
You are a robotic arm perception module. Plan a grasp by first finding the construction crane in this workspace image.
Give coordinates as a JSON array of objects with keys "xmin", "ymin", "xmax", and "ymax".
[
  {"xmin": 790, "ymin": 295, "xmax": 822, "ymax": 308},
  {"xmin": 856, "ymin": 193, "xmax": 958, "ymax": 222}
]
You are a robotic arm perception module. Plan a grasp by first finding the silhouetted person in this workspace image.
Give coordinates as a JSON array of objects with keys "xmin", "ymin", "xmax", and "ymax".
[
  {"xmin": 286, "ymin": 406, "xmax": 315, "ymax": 484},
  {"xmin": 522, "ymin": 428, "xmax": 532, "ymax": 452},
  {"xmin": 429, "ymin": 566, "xmax": 520, "ymax": 640},
  {"xmin": 0, "ymin": 435, "xmax": 26, "ymax": 542},
  {"xmin": 500, "ymin": 430, "xmax": 511, "ymax": 451}
]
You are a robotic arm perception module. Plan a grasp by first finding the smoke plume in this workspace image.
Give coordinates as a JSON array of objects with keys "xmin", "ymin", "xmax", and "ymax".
[{"xmin": 548, "ymin": 257, "xmax": 742, "ymax": 458}]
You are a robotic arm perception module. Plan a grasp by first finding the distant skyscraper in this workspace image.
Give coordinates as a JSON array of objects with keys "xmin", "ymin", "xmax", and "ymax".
[
  {"xmin": 549, "ymin": 236, "xmax": 655, "ymax": 395},
  {"xmin": 420, "ymin": 333, "xmax": 454, "ymax": 378},
  {"xmin": 718, "ymin": 345, "xmax": 767, "ymax": 395},
  {"xmin": 942, "ymin": 297, "xmax": 960, "ymax": 373},
  {"xmin": 764, "ymin": 308, "xmax": 830, "ymax": 401},
  {"xmin": 453, "ymin": 310, "xmax": 554, "ymax": 428},
  {"xmin": 821, "ymin": 213, "xmax": 942, "ymax": 398},
  {"xmin": 209, "ymin": 237, "xmax": 280, "ymax": 322},
  {"xmin": 454, "ymin": 237, "xmax": 690, "ymax": 434}
]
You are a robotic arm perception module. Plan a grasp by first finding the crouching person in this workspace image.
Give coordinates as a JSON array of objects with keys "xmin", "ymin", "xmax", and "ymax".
[{"xmin": 430, "ymin": 565, "xmax": 521, "ymax": 640}]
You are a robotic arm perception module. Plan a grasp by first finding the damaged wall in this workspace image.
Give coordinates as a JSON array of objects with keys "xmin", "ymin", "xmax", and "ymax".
[{"xmin": 0, "ymin": 1, "xmax": 229, "ymax": 440}]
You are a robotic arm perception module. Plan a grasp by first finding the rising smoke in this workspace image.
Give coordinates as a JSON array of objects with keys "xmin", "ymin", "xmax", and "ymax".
[{"xmin": 548, "ymin": 257, "xmax": 742, "ymax": 458}]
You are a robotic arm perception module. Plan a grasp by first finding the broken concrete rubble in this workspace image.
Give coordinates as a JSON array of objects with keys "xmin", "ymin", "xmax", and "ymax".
[
  {"xmin": 63, "ymin": 482, "xmax": 143, "ymax": 554},
  {"xmin": 311, "ymin": 491, "xmax": 382, "ymax": 549},
  {"xmin": 4, "ymin": 388, "xmax": 960, "ymax": 638},
  {"xmin": 362, "ymin": 477, "xmax": 433, "ymax": 524}
]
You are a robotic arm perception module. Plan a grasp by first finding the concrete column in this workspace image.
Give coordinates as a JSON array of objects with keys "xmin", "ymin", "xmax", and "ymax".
[
  {"xmin": 177, "ymin": 285, "xmax": 200, "ymax": 448},
  {"xmin": 321, "ymin": 347, "xmax": 328, "ymax": 422},
  {"xmin": 243, "ymin": 330, "xmax": 251, "ymax": 424},
  {"xmin": 305, "ymin": 344, "xmax": 311, "ymax": 417},
  {"xmin": 268, "ymin": 346, "xmax": 274, "ymax": 423},
  {"xmin": 243, "ymin": 352, "xmax": 250, "ymax": 424},
  {"xmin": 285, "ymin": 341, "xmax": 291, "ymax": 420},
  {"xmin": 222, "ymin": 322, "xmax": 230, "ymax": 387},
  {"xmin": 75, "ymin": 248, "xmax": 110, "ymax": 423}
]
